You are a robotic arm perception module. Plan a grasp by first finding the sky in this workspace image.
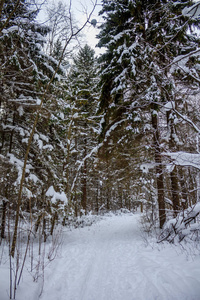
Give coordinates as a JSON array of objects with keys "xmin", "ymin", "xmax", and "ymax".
[
  {"xmin": 37, "ymin": 0, "xmax": 104, "ymax": 56},
  {"xmin": 71, "ymin": 0, "xmax": 103, "ymax": 53}
]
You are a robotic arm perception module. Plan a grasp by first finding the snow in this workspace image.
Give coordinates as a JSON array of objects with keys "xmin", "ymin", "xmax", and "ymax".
[
  {"xmin": 151, "ymin": 109, "xmax": 158, "ymax": 116},
  {"xmin": 23, "ymin": 187, "xmax": 33, "ymax": 198},
  {"xmin": 46, "ymin": 186, "xmax": 68, "ymax": 204},
  {"xmin": 1, "ymin": 213, "xmax": 200, "ymax": 300},
  {"xmin": 34, "ymin": 133, "xmax": 51, "ymax": 150},
  {"xmin": 164, "ymin": 101, "xmax": 175, "ymax": 111},
  {"xmin": 2, "ymin": 26, "xmax": 18, "ymax": 34},
  {"xmin": 17, "ymin": 105, "xmax": 24, "ymax": 116},
  {"xmin": 28, "ymin": 173, "xmax": 39, "ymax": 183},
  {"xmin": 140, "ymin": 162, "xmax": 155, "ymax": 173},
  {"xmin": 59, "ymin": 112, "xmax": 64, "ymax": 120},
  {"xmin": 7, "ymin": 153, "xmax": 33, "ymax": 184},
  {"xmin": 40, "ymin": 134, "xmax": 49, "ymax": 143},
  {"xmin": 37, "ymin": 139, "xmax": 43, "ymax": 149},
  {"xmin": 164, "ymin": 151, "xmax": 200, "ymax": 169},
  {"xmin": 43, "ymin": 144, "xmax": 54, "ymax": 151},
  {"xmin": 105, "ymin": 120, "xmax": 125, "ymax": 139},
  {"xmin": 36, "ymin": 98, "xmax": 41, "ymax": 105},
  {"xmin": 182, "ymin": 2, "xmax": 200, "ymax": 19},
  {"xmin": 160, "ymin": 202, "xmax": 200, "ymax": 243}
]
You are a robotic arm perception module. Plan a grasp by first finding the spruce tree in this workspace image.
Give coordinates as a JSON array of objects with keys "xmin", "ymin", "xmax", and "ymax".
[
  {"xmin": 0, "ymin": 0, "xmax": 67, "ymax": 248},
  {"xmin": 97, "ymin": 0, "xmax": 200, "ymax": 228},
  {"xmin": 64, "ymin": 45, "xmax": 100, "ymax": 215}
]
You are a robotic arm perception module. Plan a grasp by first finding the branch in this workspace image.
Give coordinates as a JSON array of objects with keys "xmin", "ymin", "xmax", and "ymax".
[
  {"xmin": 173, "ymin": 108, "xmax": 200, "ymax": 134},
  {"xmin": 70, "ymin": 117, "xmax": 125, "ymax": 195},
  {"xmin": 162, "ymin": 48, "xmax": 200, "ymax": 72},
  {"xmin": 0, "ymin": 0, "xmax": 21, "ymax": 34},
  {"xmin": 159, "ymin": 2, "xmax": 200, "ymax": 53},
  {"xmin": 10, "ymin": 0, "xmax": 98, "ymax": 258},
  {"xmin": 0, "ymin": 0, "xmax": 5, "ymax": 19}
]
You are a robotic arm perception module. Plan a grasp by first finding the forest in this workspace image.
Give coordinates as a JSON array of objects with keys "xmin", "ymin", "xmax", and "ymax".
[{"xmin": 0, "ymin": 0, "xmax": 200, "ymax": 299}]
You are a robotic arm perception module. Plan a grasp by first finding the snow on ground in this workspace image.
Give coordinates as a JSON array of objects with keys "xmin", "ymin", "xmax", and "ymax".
[{"xmin": 1, "ymin": 212, "xmax": 200, "ymax": 300}]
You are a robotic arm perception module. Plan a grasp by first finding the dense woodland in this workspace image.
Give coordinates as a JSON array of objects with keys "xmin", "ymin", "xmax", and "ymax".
[{"xmin": 1, "ymin": 0, "xmax": 200, "ymax": 290}]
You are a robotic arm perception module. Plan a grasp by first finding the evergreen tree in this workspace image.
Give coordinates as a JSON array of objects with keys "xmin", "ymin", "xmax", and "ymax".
[
  {"xmin": 97, "ymin": 0, "xmax": 200, "ymax": 228},
  {"xmin": 0, "ymin": 0, "xmax": 67, "ymax": 246},
  {"xmin": 64, "ymin": 45, "xmax": 100, "ymax": 215}
]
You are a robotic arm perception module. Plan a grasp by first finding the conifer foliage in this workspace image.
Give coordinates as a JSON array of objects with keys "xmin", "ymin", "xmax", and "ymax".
[
  {"xmin": 0, "ymin": 0, "xmax": 68, "ymax": 252},
  {"xmin": 1, "ymin": 2, "xmax": 200, "ymax": 287},
  {"xmin": 97, "ymin": 0, "xmax": 200, "ymax": 227},
  {"xmin": 64, "ymin": 44, "xmax": 100, "ymax": 215}
]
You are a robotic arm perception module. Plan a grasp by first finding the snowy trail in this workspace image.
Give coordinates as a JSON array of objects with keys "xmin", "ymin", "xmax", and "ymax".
[{"xmin": 38, "ymin": 213, "xmax": 200, "ymax": 300}]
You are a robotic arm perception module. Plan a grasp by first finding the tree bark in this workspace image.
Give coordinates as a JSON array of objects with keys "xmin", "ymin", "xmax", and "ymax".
[
  {"xmin": 95, "ymin": 182, "xmax": 99, "ymax": 214},
  {"xmin": 151, "ymin": 110, "xmax": 166, "ymax": 228},
  {"xmin": 1, "ymin": 199, "xmax": 7, "ymax": 239},
  {"xmin": 81, "ymin": 132, "xmax": 87, "ymax": 213},
  {"xmin": 81, "ymin": 159, "xmax": 87, "ymax": 213},
  {"xmin": 50, "ymin": 211, "xmax": 58, "ymax": 236},
  {"xmin": 167, "ymin": 110, "xmax": 181, "ymax": 216},
  {"xmin": 0, "ymin": 0, "xmax": 20, "ymax": 33},
  {"xmin": 178, "ymin": 167, "xmax": 188, "ymax": 209},
  {"xmin": 0, "ymin": 0, "xmax": 6, "ymax": 19},
  {"xmin": 170, "ymin": 166, "xmax": 180, "ymax": 215},
  {"xmin": 9, "ymin": 112, "xmax": 16, "ymax": 153}
]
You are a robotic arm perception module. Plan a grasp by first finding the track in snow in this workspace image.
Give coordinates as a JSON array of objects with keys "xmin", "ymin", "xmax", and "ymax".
[{"xmin": 39, "ymin": 213, "xmax": 200, "ymax": 300}]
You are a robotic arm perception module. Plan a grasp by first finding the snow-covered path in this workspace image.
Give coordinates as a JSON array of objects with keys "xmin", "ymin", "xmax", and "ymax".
[{"xmin": 37, "ymin": 213, "xmax": 200, "ymax": 300}]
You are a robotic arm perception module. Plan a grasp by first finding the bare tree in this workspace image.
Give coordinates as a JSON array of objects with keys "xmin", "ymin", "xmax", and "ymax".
[{"xmin": 45, "ymin": 1, "xmax": 72, "ymax": 57}]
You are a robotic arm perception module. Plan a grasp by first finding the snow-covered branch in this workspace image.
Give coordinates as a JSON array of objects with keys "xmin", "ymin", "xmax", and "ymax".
[
  {"xmin": 173, "ymin": 109, "xmax": 200, "ymax": 134},
  {"xmin": 163, "ymin": 151, "xmax": 200, "ymax": 170}
]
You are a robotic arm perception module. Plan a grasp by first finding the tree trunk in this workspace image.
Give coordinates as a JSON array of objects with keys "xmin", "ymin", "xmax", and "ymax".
[
  {"xmin": 140, "ymin": 202, "xmax": 143, "ymax": 213},
  {"xmin": 43, "ymin": 217, "xmax": 47, "ymax": 242},
  {"xmin": 9, "ymin": 112, "xmax": 15, "ymax": 153},
  {"xmin": 106, "ymin": 193, "xmax": 110, "ymax": 210},
  {"xmin": 0, "ymin": 130, "xmax": 5, "ymax": 154},
  {"xmin": 151, "ymin": 110, "xmax": 166, "ymax": 228},
  {"xmin": 0, "ymin": 0, "xmax": 6, "ymax": 19},
  {"xmin": 167, "ymin": 110, "xmax": 181, "ymax": 216},
  {"xmin": 81, "ymin": 159, "xmax": 87, "ymax": 213},
  {"xmin": 81, "ymin": 132, "xmax": 87, "ymax": 213},
  {"xmin": 178, "ymin": 167, "xmax": 188, "ymax": 209},
  {"xmin": 95, "ymin": 182, "xmax": 99, "ymax": 214},
  {"xmin": 170, "ymin": 166, "xmax": 180, "ymax": 215},
  {"xmin": 50, "ymin": 211, "xmax": 58, "ymax": 236},
  {"xmin": 1, "ymin": 199, "xmax": 7, "ymax": 239}
]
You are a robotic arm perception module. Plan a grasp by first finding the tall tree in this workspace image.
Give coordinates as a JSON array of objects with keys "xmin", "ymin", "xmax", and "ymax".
[
  {"xmin": 64, "ymin": 44, "xmax": 100, "ymax": 214},
  {"xmin": 97, "ymin": 0, "xmax": 200, "ymax": 228},
  {"xmin": 0, "ymin": 0, "xmax": 68, "ymax": 255}
]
